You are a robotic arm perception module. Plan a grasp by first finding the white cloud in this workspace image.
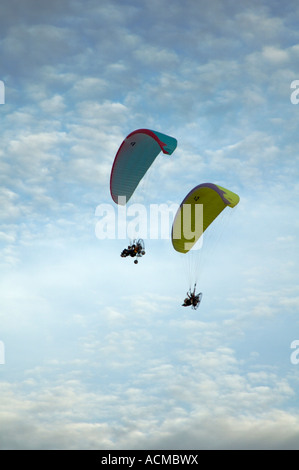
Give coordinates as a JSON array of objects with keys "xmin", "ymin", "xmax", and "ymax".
[
  {"xmin": 134, "ymin": 45, "xmax": 179, "ymax": 68},
  {"xmin": 0, "ymin": 188, "xmax": 21, "ymax": 219},
  {"xmin": 1, "ymin": 0, "xmax": 299, "ymax": 451},
  {"xmin": 40, "ymin": 94, "xmax": 66, "ymax": 114},
  {"xmin": 0, "ymin": 342, "xmax": 298, "ymax": 449},
  {"xmin": 262, "ymin": 46, "xmax": 289, "ymax": 64}
]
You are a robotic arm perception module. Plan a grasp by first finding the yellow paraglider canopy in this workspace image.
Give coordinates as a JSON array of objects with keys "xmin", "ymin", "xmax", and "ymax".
[{"xmin": 171, "ymin": 183, "xmax": 240, "ymax": 254}]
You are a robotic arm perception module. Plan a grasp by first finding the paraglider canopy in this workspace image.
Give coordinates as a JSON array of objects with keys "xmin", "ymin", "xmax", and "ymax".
[
  {"xmin": 110, "ymin": 129, "xmax": 177, "ymax": 205},
  {"xmin": 171, "ymin": 183, "xmax": 240, "ymax": 254}
]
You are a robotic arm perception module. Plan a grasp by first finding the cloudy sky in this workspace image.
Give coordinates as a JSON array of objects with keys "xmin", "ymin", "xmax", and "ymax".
[{"xmin": 1, "ymin": 0, "xmax": 299, "ymax": 450}]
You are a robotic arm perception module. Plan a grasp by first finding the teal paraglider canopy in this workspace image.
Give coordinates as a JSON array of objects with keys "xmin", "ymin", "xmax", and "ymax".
[{"xmin": 110, "ymin": 129, "xmax": 177, "ymax": 205}]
